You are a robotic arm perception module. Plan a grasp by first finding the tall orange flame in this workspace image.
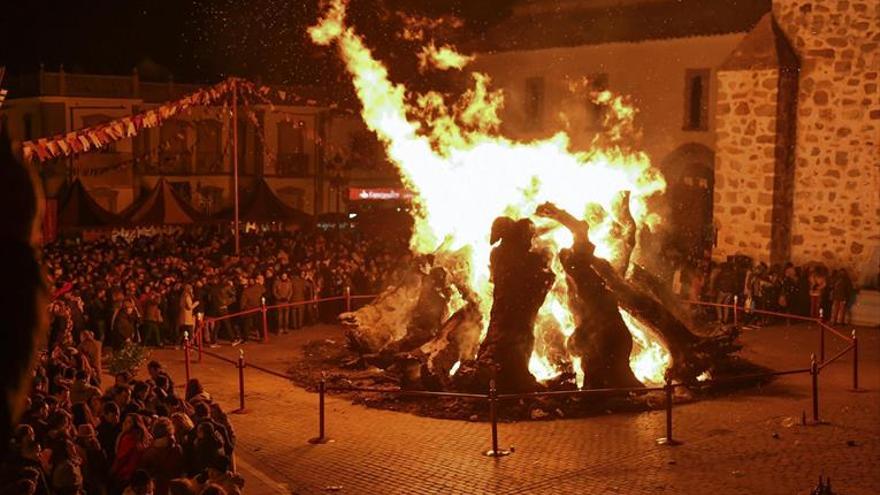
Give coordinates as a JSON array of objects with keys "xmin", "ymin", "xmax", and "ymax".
[{"xmin": 311, "ymin": 0, "xmax": 670, "ymax": 385}]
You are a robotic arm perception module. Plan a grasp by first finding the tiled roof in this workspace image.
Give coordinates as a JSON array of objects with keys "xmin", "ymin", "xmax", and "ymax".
[{"xmin": 472, "ymin": 0, "xmax": 771, "ymax": 53}]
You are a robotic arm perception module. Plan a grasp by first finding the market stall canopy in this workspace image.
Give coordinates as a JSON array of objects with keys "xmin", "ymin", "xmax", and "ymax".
[
  {"xmin": 122, "ymin": 177, "xmax": 206, "ymax": 225},
  {"xmin": 216, "ymin": 178, "xmax": 312, "ymax": 225},
  {"xmin": 57, "ymin": 179, "xmax": 123, "ymax": 230}
]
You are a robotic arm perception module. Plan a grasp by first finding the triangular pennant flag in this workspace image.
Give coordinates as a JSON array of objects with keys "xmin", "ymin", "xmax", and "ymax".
[
  {"xmin": 34, "ymin": 142, "xmax": 51, "ymax": 161},
  {"xmin": 67, "ymin": 134, "xmax": 83, "ymax": 153},
  {"xmin": 57, "ymin": 139, "xmax": 71, "ymax": 156},
  {"xmin": 78, "ymin": 135, "xmax": 92, "ymax": 152}
]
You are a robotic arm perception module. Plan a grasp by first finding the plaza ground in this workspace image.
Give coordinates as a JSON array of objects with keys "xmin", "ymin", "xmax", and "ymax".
[{"xmin": 153, "ymin": 321, "xmax": 880, "ymax": 495}]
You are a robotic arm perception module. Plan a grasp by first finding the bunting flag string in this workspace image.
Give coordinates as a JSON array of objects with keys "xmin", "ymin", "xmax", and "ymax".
[
  {"xmin": 75, "ymin": 121, "xmax": 233, "ymax": 178},
  {"xmin": 22, "ymin": 78, "xmax": 237, "ymax": 163},
  {"xmin": 19, "ymin": 76, "xmax": 352, "ymax": 164}
]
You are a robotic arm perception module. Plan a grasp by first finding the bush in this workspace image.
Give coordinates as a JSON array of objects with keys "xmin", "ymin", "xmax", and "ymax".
[{"xmin": 107, "ymin": 341, "xmax": 151, "ymax": 376}]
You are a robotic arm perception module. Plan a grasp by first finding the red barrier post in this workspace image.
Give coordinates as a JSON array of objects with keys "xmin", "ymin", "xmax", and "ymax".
[
  {"xmin": 344, "ymin": 286, "xmax": 352, "ymax": 313},
  {"xmin": 810, "ymin": 353, "xmax": 819, "ymax": 423},
  {"xmin": 657, "ymin": 376, "xmax": 681, "ymax": 446},
  {"xmin": 261, "ymin": 297, "xmax": 269, "ymax": 343},
  {"xmin": 183, "ymin": 331, "xmax": 191, "ymax": 384},
  {"xmin": 851, "ymin": 329, "xmax": 859, "ymax": 391},
  {"xmin": 818, "ymin": 321, "xmax": 826, "ymax": 363},
  {"xmin": 308, "ymin": 373, "xmax": 329, "ymax": 444},
  {"xmin": 196, "ymin": 312, "xmax": 204, "ymax": 363},
  {"xmin": 235, "ymin": 349, "xmax": 246, "ymax": 413}
]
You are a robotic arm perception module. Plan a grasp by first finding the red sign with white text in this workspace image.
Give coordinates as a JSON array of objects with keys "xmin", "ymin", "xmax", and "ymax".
[{"xmin": 348, "ymin": 187, "xmax": 414, "ymax": 201}]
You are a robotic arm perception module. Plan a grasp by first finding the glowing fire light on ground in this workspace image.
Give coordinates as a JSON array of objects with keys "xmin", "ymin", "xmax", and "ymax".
[{"xmin": 311, "ymin": 0, "xmax": 670, "ymax": 387}]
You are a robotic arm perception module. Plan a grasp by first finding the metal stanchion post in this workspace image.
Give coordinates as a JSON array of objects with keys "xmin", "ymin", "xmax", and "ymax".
[
  {"xmin": 308, "ymin": 373, "xmax": 329, "ymax": 444},
  {"xmin": 261, "ymin": 297, "xmax": 269, "ymax": 343},
  {"xmin": 235, "ymin": 349, "xmax": 246, "ymax": 413},
  {"xmin": 851, "ymin": 329, "xmax": 859, "ymax": 391},
  {"xmin": 196, "ymin": 312, "xmax": 204, "ymax": 362},
  {"xmin": 733, "ymin": 295, "xmax": 738, "ymax": 326},
  {"xmin": 183, "ymin": 331, "xmax": 191, "ymax": 384},
  {"xmin": 656, "ymin": 376, "xmax": 682, "ymax": 446},
  {"xmin": 810, "ymin": 353, "xmax": 819, "ymax": 423},
  {"xmin": 344, "ymin": 286, "xmax": 352, "ymax": 313},
  {"xmin": 484, "ymin": 377, "xmax": 510, "ymax": 457}
]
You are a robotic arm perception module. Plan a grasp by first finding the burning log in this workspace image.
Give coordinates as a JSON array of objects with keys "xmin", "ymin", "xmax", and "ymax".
[
  {"xmin": 393, "ymin": 266, "xmax": 454, "ymax": 351},
  {"xmin": 340, "ymin": 269, "xmax": 423, "ymax": 355},
  {"xmin": 585, "ymin": 225, "xmax": 738, "ymax": 383},
  {"xmin": 468, "ymin": 217, "xmax": 554, "ymax": 392},
  {"xmin": 609, "ymin": 191, "xmax": 637, "ymax": 275},
  {"xmin": 419, "ymin": 303, "xmax": 482, "ymax": 389},
  {"xmin": 536, "ymin": 203, "xmax": 643, "ymax": 389}
]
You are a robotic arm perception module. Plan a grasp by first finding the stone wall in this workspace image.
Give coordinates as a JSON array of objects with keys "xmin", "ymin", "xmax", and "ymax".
[
  {"xmin": 774, "ymin": 0, "xmax": 880, "ymax": 283},
  {"xmin": 713, "ymin": 69, "xmax": 782, "ymax": 261}
]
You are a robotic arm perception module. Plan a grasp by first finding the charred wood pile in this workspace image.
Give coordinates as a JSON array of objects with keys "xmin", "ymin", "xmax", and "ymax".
[{"xmin": 338, "ymin": 201, "xmax": 745, "ymax": 397}]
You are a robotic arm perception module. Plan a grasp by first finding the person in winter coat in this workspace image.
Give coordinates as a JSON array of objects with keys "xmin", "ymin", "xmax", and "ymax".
[
  {"xmin": 110, "ymin": 303, "xmax": 137, "ymax": 350},
  {"xmin": 140, "ymin": 418, "xmax": 184, "ymax": 495},
  {"xmin": 205, "ymin": 456, "xmax": 244, "ymax": 495},
  {"xmin": 75, "ymin": 424, "xmax": 109, "ymax": 495},
  {"xmin": 272, "ymin": 273, "xmax": 293, "ymax": 334},
  {"xmin": 177, "ymin": 285, "xmax": 199, "ymax": 345},
  {"xmin": 191, "ymin": 422, "xmax": 225, "ymax": 475},
  {"xmin": 110, "ymin": 414, "xmax": 151, "ymax": 490},
  {"xmin": 238, "ymin": 279, "xmax": 263, "ymax": 342},
  {"xmin": 831, "ymin": 269, "xmax": 853, "ymax": 325},
  {"xmin": 96, "ymin": 402, "xmax": 121, "ymax": 462},
  {"xmin": 76, "ymin": 332, "xmax": 102, "ymax": 385},
  {"xmin": 143, "ymin": 293, "xmax": 165, "ymax": 347},
  {"xmin": 50, "ymin": 439, "xmax": 85, "ymax": 495}
]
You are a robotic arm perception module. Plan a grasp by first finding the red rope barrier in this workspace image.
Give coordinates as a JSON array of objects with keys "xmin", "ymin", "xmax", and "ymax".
[
  {"xmin": 204, "ymin": 293, "xmax": 378, "ymax": 325},
  {"xmin": 818, "ymin": 343, "xmax": 855, "ymax": 371},
  {"xmin": 329, "ymin": 386, "xmax": 488, "ymax": 400},
  {"xmin": 817, "ymin": 321, "xmax": 851, "ymax": 342}
]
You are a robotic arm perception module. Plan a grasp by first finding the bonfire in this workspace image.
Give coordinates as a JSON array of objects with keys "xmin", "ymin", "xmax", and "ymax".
[{"xmin": 305, "ymin": 0, "xmax": 744, "ymax": 404}]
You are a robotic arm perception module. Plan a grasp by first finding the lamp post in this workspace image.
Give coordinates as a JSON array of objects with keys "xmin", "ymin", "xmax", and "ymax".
[{"xmin": 231, "ymin": 78, "xmax": 240, "ymax": 255}]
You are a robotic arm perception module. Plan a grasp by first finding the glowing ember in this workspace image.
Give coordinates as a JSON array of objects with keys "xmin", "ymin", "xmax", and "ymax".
[
  {"xmin": 418, "ymin": 42, "xmax": 474, "ymax": 72},
  {"xmin": 311, "ymin": 0, "xmax": 669, "ymax": 387}
]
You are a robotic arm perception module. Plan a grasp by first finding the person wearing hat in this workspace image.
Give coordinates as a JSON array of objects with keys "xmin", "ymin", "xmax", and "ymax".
[{"xmin": 75, "ymin": 423, "xmax": 109, "ymax": 495}]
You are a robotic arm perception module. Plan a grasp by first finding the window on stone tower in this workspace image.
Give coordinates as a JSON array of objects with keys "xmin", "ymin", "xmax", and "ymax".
[
  {"xmin": 683, "ymin": 69, "xmax": 710, "ymax": 131},
  {"xmin": 524, "ymin": 76, "xmax": 545, "ymax": 131}
]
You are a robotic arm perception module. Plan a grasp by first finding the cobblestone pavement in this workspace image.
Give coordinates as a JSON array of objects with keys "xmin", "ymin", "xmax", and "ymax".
[{"xmin": 154, "ymin": 322, "xmax": 880, "ymax": 495}]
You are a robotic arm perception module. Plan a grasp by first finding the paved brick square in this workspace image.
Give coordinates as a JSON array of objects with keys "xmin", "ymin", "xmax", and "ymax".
[{"xmin": 154, "ymin": 323, "xmax": 879, "ymax": 494}]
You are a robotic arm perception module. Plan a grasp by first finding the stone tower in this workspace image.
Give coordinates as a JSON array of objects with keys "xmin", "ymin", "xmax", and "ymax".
[{"xmin": 714, "ymin": 0, "xmax": 879, "ymax": 282}]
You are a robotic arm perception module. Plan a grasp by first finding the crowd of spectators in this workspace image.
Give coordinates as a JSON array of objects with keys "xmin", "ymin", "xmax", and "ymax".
[
  {"xmin": 2, "ymin": 346, "xmax": 243, "ymax": 495},
  {"xmin": 0, "ymin": 227, "xmax": 408, "ymax": 495},
  {"xmin": 43, "ymin": 228, "xmax": 408, "ymax": 350},
  {"xmin": 671, "ymin": 255, "xmax": 856, "ymax": 326}
]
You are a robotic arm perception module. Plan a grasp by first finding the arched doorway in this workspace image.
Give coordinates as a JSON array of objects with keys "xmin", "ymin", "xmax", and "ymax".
[{"xmin": 660, "ymin": 143, "xmax": 715, "ymax": 263}]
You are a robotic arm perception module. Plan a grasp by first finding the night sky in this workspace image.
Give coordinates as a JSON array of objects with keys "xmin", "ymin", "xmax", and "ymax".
[{"xmin": 0, "ymin": 0, "xmax": 515, "ymax": 86}]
